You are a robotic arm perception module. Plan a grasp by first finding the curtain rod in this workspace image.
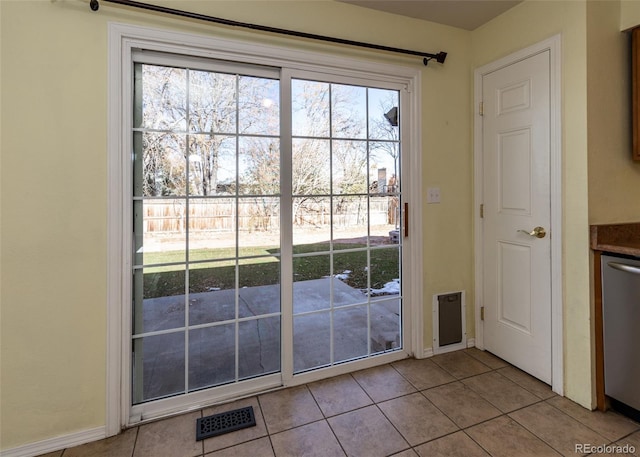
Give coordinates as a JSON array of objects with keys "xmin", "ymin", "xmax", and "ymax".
[{"xmin": 89, "ymin": 0, "xmax": 447, "ymax": 66}]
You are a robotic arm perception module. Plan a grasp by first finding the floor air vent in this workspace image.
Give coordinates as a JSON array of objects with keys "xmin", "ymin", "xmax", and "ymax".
[{"xmin": 196, "ymin": 406, "xmax": 256, "ymax": 441}]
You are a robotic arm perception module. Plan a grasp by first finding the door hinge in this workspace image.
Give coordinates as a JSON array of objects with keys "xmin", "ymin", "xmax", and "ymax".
[
  {"xmin": 480, "ymin": 204, "xmax": 484, "ymax": 218},
  {"xmin": 479, "ymin": 101, "xmax": 484, "ymax": 116},
  {"xmin": 480, "ymin": 306, "xmax": 485, "ymax": 321}
]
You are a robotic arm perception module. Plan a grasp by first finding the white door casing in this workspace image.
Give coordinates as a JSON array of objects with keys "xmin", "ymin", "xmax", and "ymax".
[{"xmin": 474, "ymin": 36, "xmax": 563, "ymax": 392}]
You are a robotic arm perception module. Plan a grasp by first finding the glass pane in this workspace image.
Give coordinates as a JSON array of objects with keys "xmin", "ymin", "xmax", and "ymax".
[
  {"xmin": 294, "ymin": 312, "xmax": 330, "ymax": 373},
  {"xmin": 369, "ymin": 247, "xmax": 400, "ymax": 298},
  {"xmin": 133, "ymin": 61, "xmax": 290, "ymax": 400},
  {"xmin": 239, "ymin": 76, "xmax": 280, "ymax": 135},
  {"xmin": 134, "ymin": 198, "xmax": 187, "ymax": 266},
  {"xmin": 368, "ymin": 88, "xmax": 399, "ymax": 141},
  {"xmin": 334, "ymin": 305, "xmax": 368, "ymax": 362},
  {"xmin": 238, "ymin": 258, "xmax": 280, "ymax": 318},
  {"xmin": 292, "ymin": 138, "xmax": 330, "ymax": 196},
  {"xmin": 331, "ymin": 84, "xmax": 366, "ymax": 139},
  {"xmin": 188, "ymin": 135, "xmax": 236, "ymax": 196},
  {"xmin": 293, "ymin": 197, "xmax": 331, "ymax": 249},
  {"xmin": 292, "ymin": 79, "xmax": 330, "ymax": 138},
  {"xmin": 133, "ymin": 267, "xmax": 185, "ymax": 335},
  {"xmin": 238, "ymin": 137, "xmax": 280, "ymax": 195},
  {"xmin": 293, "ymin": 254, "xmax": 330, "ymax": 314},
  {"xmin": 332, "ymin": 196, "xmax": 368, "ymax": 250},
  {"xmin": 369, "ymin": 142, "xmax": 399, "ymax": 194},
  {"xmin": 135, "ymin": 131, "xmax": 187, "ymax": 197},
  {"xmin": 239, "ymin": 317, "xmax": 281, "ymax": 379},
  {"xmin": 188, "ymin": 198, "xmax": 236, "ymax": 262},
  {"xmin": 189, "ymin": 261, "xmax": 236, "ymax": 326},
  {"xmin": 333, "ymin": 250, "xmax": 368, "ymax": 301},
  {"xmin": 188, "ymin": 70, "xmax": 236, "ymax": 134},
  {"xmin": 138, "ymin": 64, "xmax": 187, "ymax": 131},
  {"xmin": 237, "ymin": 196, "xmax": 280, "ymax": 258},
  {"xmin": 370, "ymin": 195, "xmax": 400, "ymax": 242},
  {"xmin": 132, "ymin": 332, "xmax": 185, "ymax": 404},
  {"xmin": 370, "ymin": 299, "xmax": 401, "ymax": 353},
  {"xmin": 189, "ymin": 324, "xmax": 235, "ymax": 391},
  {"xmin": 332, "ymin": 140, "xmax": 368, "ymax": 195}
]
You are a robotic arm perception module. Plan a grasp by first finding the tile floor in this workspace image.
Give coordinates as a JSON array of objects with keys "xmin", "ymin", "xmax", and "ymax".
[{"xmin": 39, "ymin": 348, "xmax": 640, "ymax": 457}]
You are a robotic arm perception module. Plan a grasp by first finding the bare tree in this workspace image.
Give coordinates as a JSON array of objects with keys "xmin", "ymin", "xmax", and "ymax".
[
  {"xmin": 369, "ymin": 93, "xmax": 400, "ymax": 192},
  {"xmin": 137, "ymin": 65, "xmax": 279, "ymax": 197},
  {"xmin": 137, "ymin": 66, "xmax": 397, "ymax": 230}
]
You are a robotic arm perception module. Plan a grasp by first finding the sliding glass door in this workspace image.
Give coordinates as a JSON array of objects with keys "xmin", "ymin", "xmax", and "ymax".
[
  {"xmin": 129, "ymin": 52, "xmax": 405, "ymax": 410},
  {"xmin": 289, "ymin": 78, "xmax": 402, "ymax": 373},
  {"xmin": 132, "ymin": 58, "xmax": 282, "ymax": 403}
]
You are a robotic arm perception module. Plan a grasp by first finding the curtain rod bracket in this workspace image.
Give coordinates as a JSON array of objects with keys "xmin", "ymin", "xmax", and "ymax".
[{"xmin": 89, "ymin": 0, "xmax": 447, "ymax": 66}]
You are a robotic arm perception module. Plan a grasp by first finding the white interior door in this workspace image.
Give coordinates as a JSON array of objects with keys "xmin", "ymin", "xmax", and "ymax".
[{"xmin": 481, "ymin": 50, "xmax": 552, "ymax": 384}]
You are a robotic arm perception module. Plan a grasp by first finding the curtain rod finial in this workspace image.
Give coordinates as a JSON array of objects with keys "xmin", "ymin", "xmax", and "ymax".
[
  {"xmin": 423, "ymin": 51, "xmax": 447, "ymax": 66},
  {"xmin": 90, "ymin": 0, "xmax": 100, "ymax": 11}
]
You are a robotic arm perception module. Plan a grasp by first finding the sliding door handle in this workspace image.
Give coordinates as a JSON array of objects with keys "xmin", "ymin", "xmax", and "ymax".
[{"xmin": 404, "ymin": 202, "xmax": 409, "ymax": 237}]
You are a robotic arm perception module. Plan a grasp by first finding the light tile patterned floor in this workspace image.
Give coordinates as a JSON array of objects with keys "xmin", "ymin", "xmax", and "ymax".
[{"xmin": 41, "ymin": 348, "xmax": 640, "ymax": 457}]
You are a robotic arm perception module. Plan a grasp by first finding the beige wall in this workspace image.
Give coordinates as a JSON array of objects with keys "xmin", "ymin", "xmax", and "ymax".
[
  {"xmin": 588, "ymin": 1, "xmax": 640, "ymax": 224},
  {"xmin": 1, "ymin": 0, "xmax": 110, "ymax": 449},
  {"xmin": 0, "ymin": 0, "xmax": 472, "ymax": 450},
  {"xmin": 6, "ymin": 0, "xmax": 635, "ymax": 449},
  {"xmin": 621, "ymin": 0, "xmax": 640, "ymax": 30},
  {"xmin": 471, "ymin": 1, "xmax": 593, "ymax": 408}
]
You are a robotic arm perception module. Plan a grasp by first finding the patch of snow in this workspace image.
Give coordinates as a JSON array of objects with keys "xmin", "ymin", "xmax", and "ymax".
[
  {"xmin": 334, "ymin": 270, "xmax": 351, "ymax": 281},
  {"xmin": 367, "ymin": 278, "xmax": 400, "ymax": 296},
  {"xmin": 208, "ymin": 287, "xmax": 221, "ymax": 291}
]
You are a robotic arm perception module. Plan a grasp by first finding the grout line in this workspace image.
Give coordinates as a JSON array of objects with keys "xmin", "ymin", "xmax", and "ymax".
[
  {"xmin": 543, "ymin": 397, "xmax": 640, "ymax": 444},
  {"xmin": 131, "ymin": 426, "xmax": 140, "ymax": 457},
  {"xmin": 260, "ymin": 381, "xmax": 348, "ymax": 456},
  {"xmin": 373, "ymin": 400, "xmax": 412, "ymax": 452},
  {"xmin": 462, "ymin": 428, "xmax": 495, "ymax": 457},
  {"xmin": 349, "ymin": 370, "xmax": 382, "ymax": 406}
]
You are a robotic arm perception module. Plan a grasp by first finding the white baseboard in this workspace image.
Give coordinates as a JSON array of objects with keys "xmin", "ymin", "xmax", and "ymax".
[
  {"xmin": 421, "ymin": 339, "xmax": 475, "ymax": 359},
  {"xmin": 421, "ymin": 347, "xmax": 434, "ymax": 358},
  {"xmin": 0, "ymin": 426, "xmax": 106, "ymax": 457}
]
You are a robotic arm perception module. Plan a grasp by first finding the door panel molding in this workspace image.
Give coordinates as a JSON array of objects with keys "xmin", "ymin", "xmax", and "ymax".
[{"xmin": 473, "ymin": 35, "xmax": 563, "ymax": 395}]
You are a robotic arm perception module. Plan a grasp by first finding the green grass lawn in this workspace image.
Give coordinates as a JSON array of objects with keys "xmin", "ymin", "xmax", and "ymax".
[{"xmin": 142, "ymin": 243, "xmax": 399, "ymax": 298}]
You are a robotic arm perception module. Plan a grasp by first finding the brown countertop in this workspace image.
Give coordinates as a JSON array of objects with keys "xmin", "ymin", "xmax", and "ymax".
[{"xmin": 590, "ymin": 223, "xmax": 640, "ymax": 257}]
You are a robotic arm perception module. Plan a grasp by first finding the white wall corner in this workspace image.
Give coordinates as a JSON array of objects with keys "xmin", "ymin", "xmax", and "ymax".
[{"xmin": 421, "ymin": 347, "xmax": 434, "ymax": 358}]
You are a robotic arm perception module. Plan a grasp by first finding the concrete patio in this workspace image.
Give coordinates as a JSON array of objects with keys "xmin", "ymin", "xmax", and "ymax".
[{"xmin": 135, "ymin": 278, "xmax": 401, "ymax": 402}]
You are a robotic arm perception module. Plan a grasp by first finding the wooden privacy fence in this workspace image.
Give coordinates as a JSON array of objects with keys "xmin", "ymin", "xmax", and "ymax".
[{"xmin": 141, "ymin": 197, "xmax": 398, "ymax": 233}]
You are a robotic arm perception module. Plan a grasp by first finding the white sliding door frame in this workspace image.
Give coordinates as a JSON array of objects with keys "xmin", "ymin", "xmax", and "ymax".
[{"xmin": 107, "ymin": 22, "xmax": 423, "ymax": 434}]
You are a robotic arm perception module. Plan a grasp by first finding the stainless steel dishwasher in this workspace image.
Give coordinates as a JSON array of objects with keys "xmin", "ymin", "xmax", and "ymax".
[{"xmin": 602, "ymin": 253, "xmax": 640, "ymax": 420}]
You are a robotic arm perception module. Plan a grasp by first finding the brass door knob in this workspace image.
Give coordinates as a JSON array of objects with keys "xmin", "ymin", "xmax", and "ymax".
[{"xmin": 517, "ymin": 226, "xmax": 546, "ymax": 238}]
